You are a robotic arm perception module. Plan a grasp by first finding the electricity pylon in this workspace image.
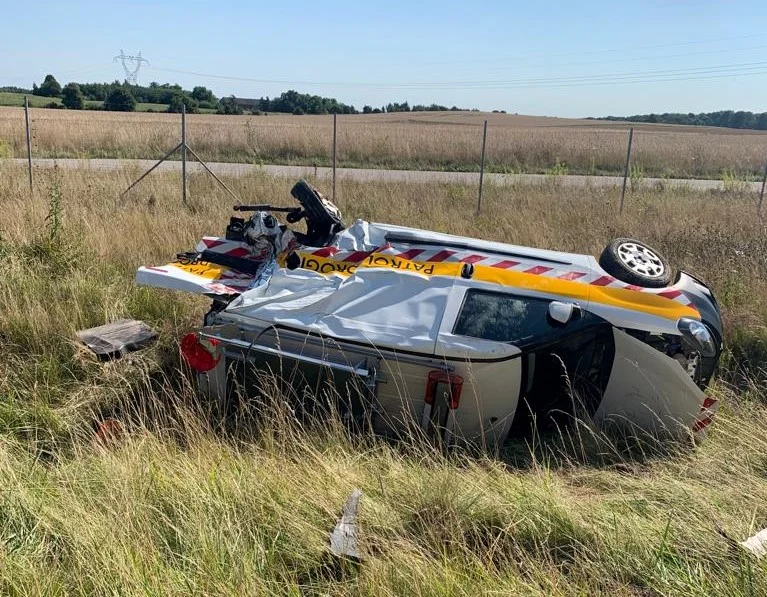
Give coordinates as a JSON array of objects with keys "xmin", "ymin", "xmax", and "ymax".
[{"xmin": 113, "ymin": 50, "xmax": 149, "ymax": 85}]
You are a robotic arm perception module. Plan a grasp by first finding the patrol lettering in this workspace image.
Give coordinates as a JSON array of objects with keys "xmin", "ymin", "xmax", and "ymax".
[{"xmin": 365, "ymin": 255, "xmax": 434, "ymax": 275}]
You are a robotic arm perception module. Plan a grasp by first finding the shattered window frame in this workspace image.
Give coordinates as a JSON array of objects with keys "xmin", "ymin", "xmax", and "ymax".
[{"xmin": 452, "ymin": 289, "xmax": 557, "ymax": 345}]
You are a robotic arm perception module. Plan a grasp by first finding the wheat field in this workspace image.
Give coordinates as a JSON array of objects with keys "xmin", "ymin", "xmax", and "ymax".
[
  {"xmin": 0, "ymin": 163, "xmax": 766, "ymax": 595},
  {"xmin": 2, "ymin": 106, "xmax": 767, "ymax": 179}
]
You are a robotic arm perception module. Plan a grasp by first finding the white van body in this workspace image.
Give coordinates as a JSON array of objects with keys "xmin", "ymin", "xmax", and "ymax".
[{"xmin": 138, "ymin": 211, "xmax": 722, "ymax": 446}]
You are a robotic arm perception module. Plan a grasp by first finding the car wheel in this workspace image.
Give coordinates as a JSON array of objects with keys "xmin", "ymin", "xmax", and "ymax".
[{"xmin": 599, "ymin": 238, "xmax": 672, "ymax": 288}]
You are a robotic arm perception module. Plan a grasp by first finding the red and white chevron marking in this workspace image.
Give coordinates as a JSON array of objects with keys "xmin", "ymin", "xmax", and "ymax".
[
  {"xmin": 215, "ymin": 270, "xmax": 257, "ymax": 288},
  {"xmin": 196, "ymin": 237, "xmax": 270, "ymax": 261},
  {"xmin": 692, "ymin": 396, "xmax": 718, "ymax": 433},
  {"xmin": 303, "ymin": 244, "xmax": 696, "ymax": 308}
]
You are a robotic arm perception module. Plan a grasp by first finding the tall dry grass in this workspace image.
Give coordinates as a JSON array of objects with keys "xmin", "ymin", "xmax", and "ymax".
[
  {"xmin": 2, "ymin": 107, "xmax": 767, "ymax": 178},
  {"xmin": 0, "ymin": 162, "xmax": 765, "ymax": 370},
  {"xmin": 0, "ymin": 164, "xmax": 766, "ymax": 594}
]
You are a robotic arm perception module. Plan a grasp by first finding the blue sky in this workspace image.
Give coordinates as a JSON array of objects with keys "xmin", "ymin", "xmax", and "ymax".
[{"xmin": 2, "ymin": 0, "xmax": 767, "ymax": 117}]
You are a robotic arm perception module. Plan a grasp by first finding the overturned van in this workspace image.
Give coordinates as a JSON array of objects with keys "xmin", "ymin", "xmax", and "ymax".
[{"xmin": 137, "ymin": 181, "xmax": 723, "ymax": 446}]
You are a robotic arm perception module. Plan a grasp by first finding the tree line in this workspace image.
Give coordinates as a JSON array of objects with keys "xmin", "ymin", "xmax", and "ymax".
[
  {"xmin": 4, "ymin": 74, "xmax": 479, "ymax": 115},
  {"xmin": 17, "ymin": 75, "xmax": 220, "ymax": 113},
  {"xmin": 598, "ymin": 111, "xmax": 767, "ymax": 131},
  {"xmin": 230, "ymin": 94, "xmax": 474, "ymax": 116}
]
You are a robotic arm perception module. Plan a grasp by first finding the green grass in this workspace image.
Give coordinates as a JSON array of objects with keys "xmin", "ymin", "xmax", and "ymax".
[
  {"xmin": 0, "ymin": 92, "xmax": 62, "ymax": 108},
  {"xmin": 0, "ymin": 166, "xmax": 766, "ymax": 594},
  {"xmin": 0, "ymin": 92, "xmax": 169, "ymax": 113},
  {"xmin": 1, "ymin": 397, "xmax": 765, "ymax": 596},
  {"xmin": 135, "ymin": 102, "xmax": 172, "ymax": 112}
]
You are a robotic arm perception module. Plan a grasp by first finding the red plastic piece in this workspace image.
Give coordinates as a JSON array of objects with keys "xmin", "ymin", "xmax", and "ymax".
[
  {"xmin": 424, "ymin": 370, "xmax": 464, "ymax": 410},
  {"xmin": 180, "ymin": 332, "xmax": 221, "ymax": 373}
]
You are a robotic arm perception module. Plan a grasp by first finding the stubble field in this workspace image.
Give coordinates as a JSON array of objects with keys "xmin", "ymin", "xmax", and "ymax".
[{"xmin": 2, "ymin": 106, "xmax": 767, "ymax": 179}]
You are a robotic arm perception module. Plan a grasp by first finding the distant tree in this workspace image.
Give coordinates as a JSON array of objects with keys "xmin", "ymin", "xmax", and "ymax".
[
  {"xmin": 217, "ymin": 95, "xmax": 243, "ymax": 115},
  {"xmin": 731, "ymin": 111, "xmax": 754, "ymax": 129},
  {"xmin": 78, "ymin": 82, "xmax": 110, "ymax": 101},
  {"xmin": 385, "ymin": 101, "xmax": 410, "ymax": 113},
  {"xmin": 33, "ymin": 74, "xmax": 62, "ymax": 98},
  {"xmin": 263, "ymin": 89, "xmax": 356, "ymax": 115},
  {"xmin": 61, "ymin": 83, "xmax": 85, "ymax": 110},
  {"xmin": 17, "ymin": 74, "xmax": 491, "ymax": 119},
  {"xmin": 0, "ymin": 85, "xmax": 32, "ymax": 94},
  {"xmin": 167, "ymin": 94, "xmax": 183, "ymax": 113},
  {"xmin": 103, "ymin": 86, "xmax": 136, "ymax": 112},
  {"xmin": 167, "ymin": 94, "xmax": 199, "ymax": 113},
  {"xmin": 412, "ymin": 103, "xmax": 447, "ymax": 112},
  {"xmin": 191, "ymin": 86, "xmax": 216, "ymax": 103},
  {"xmin": 601, "ymin": 109, "xmax": 766, "ymax": 131}
]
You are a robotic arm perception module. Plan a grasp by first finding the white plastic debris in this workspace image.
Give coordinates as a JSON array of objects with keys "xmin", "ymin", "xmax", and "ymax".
[
  {"xmin": 741, "ymin": 528, "xmax": 767, "ymax": 558},
  {"xmin": 329, "ymin": 489, "xmax": 363, "ymax": 560}
]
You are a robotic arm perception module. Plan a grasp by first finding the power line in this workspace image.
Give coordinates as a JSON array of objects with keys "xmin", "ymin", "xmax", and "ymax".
[
  {"xmin": 467, "ymin": 69, "xmax": 767, "ymax": 91},
  {"xmin": 148, "ymin": 59, "xmax": 767, "ymax": 91},
  {"xmin": 414, "ymin": 32, "xmax": 767, "ymax": 67},
  {"xmin": 431, "ymin": 44, "xmax": 767, "ymax": 75},
  {"xmin": 126, "ymin": 32, "xmax": 767, "ymax": 72},
  {"xmin": 422, "ymin": 61, "xmax": 767, "ymax": 88},
  {"xmin": 380, "ymin": 68, "xmax": 767, "ymax": 91}
]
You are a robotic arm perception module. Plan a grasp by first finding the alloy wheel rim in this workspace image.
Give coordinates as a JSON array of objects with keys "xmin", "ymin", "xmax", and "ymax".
[{"xmin": 616, "ymin": 242, "xmax": 665, "ymax": 278}]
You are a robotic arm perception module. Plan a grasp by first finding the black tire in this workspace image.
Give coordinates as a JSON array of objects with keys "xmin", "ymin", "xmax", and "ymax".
[{"xmin": 598, "ymin": 238, "xmax": 672, "ymax": 288}]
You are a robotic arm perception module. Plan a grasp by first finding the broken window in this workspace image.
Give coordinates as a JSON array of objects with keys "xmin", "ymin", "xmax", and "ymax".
[{"xmin": 453, "ymin": 290, "xmax": 555, "ymax": 344}]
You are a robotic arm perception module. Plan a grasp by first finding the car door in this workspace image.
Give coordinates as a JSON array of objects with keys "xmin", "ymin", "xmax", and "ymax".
[
  {"xmin": 435, "ymin": 285, "xmax": 524, "ymax": 446},
  {"xmin": 440, "ymin": 285, "xmax": 616, "ymax": 440},
  {"xmin": 594, "ymin": 328, "xmax": 707, "ymax": 438}
]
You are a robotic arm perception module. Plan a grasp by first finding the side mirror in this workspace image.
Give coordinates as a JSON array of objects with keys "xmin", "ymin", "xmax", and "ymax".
[{"xmin": 548, "ymin": 301, "xmax": 582, "ymax": 325}]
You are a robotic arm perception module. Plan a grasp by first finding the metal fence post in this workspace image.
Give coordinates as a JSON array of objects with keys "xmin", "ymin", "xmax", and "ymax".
[
  {"xmin": 759, "ymin": 158, "xmax": 767, "ymax": 214},
  {"xmin": 181, "ymin": 104, "xmax": 188, "ymax": 206},
  {"xmin": 332, "ymin": 113, "xmax": 337, "ymax": 201},
  {"xmin": 121, "ymin": 102, "xmax": 241, "ymax": 206},
  {"xmin": 24, "ymin": 96, "xmax": 33, "ymax": 192},
  {"xmin": 476, "ymin": 119, "xmax": 488, "ymax": 215},
  {"xmin": 619, "ymin": 127, "xmax": 634, "ymax": 214}
]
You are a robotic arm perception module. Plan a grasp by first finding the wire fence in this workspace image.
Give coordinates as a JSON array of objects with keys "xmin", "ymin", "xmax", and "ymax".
[{"xmin": 10, "ymin": 98, "xmax": 767, "ymax": 215}]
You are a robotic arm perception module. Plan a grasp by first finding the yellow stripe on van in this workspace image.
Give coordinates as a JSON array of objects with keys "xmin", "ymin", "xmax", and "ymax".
[
  {"xmin": 472, "ymin": 266, "xmax": 698, "ymax": 321},
  {"xmin": 283, "ymin": 252, "xmax": 460, "ymax": 277},
  {"xmin": 589, "ymin": 285, "xmax": 699, "ymax": 321},
  {"xmin": 285, "ymin": 252, "xmax": 698, "ymax": 321}
]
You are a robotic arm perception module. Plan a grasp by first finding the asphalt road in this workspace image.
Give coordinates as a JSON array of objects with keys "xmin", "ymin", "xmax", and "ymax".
[{"xmin": 6, "ymin": 157, "xmax": 764, "ymax": 192}]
